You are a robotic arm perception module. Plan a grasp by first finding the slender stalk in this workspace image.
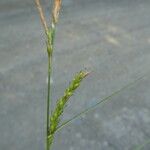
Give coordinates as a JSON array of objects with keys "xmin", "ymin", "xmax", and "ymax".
[
  {"xmin": 46, "ymin": 24, "xmax": 55, "ymax": 150},
  {"xmin": 35, "ymin": 0, "xmax": 51, "ymax": 149},
  {"xmin": 46, "ymin": 55, "xmax": 51, "ymax": 150},
  {"xmin": 35, "ymin": 1, "xmax": 62, "ymax": 149},
  {"xmin": 46, "ymin": 8, "xmax": 57, "ymax": 150},
  {"xmin": 46, "ymin": 6, "xmax": 57, "ymax": 140},
  {"xmin": 47, "ymin": 25, "xmax": 56, "ymax": 150}
]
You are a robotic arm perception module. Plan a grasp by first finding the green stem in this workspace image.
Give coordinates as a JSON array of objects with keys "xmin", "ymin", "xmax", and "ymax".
[
  {"xmin": 46, "ymin": 55, "xmax": 51, "ymax": 150},
  {"xmin": 46, "ymin": 137, "xmax": 50, "ymax": 150},
  {"xmin": 45, "ymin": 17, "xmax": 56, "ymax": 150},
  {"xmin": 46, "ymin": 25, "xmax": 55, "ymax": 150}
]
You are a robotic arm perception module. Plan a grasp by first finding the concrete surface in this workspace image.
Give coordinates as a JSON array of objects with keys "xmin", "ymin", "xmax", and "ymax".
[{"xmin": 0, "ymin": 0, "xmax": 150, "ymax": 150}]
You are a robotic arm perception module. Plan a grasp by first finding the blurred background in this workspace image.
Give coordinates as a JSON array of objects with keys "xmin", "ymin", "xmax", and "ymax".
[{"xmin": 0, "ymin": 0, "xmax": 150, "ymax": 149}]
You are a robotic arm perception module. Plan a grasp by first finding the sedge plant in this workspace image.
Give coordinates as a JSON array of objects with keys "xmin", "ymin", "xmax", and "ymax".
[{"xmin": 35, "ymin": 0, "xmax": 148, "ymax": 150}]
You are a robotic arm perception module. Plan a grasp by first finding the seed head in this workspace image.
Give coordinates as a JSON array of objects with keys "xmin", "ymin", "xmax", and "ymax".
[
  {"xmin": 52, "ymin": 0, "xmax": 62, "ymax": 24},
  {"xmin": 48, "ymin": 70, "xmax": 89, "ymax": 144}
]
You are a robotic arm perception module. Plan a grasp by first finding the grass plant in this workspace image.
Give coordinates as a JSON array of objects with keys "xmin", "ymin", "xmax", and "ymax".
[
  {"xmin": 34, "ymin": 0, "xmax": 148, "ymax": 150},
  {"xmin": 35, "ymin": 0, "xmax": 89, "ymax": 149}
]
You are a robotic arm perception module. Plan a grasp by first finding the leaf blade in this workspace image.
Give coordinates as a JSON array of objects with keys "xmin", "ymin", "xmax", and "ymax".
[
  {"xmin": 133, "ymin": 139, "xmax": 150, "ymax": 150},
  {"xmin": 56, "ymin": 74, "xmax": 146, "ymax": 133}
]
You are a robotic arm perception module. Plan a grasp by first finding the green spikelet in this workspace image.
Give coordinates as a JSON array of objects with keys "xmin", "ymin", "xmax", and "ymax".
[{"xmin": 48, "ymin": 71, "xmax": 89, "ymax": 145}]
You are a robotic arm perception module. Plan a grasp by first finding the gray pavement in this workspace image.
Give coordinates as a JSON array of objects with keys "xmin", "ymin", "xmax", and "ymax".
[{"xmin": 0, "ymin": 0, "xmax": 150, "ymax": 150}]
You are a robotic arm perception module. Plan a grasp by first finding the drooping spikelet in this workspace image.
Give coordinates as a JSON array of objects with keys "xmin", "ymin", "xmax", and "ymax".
[{"xmin": 48, "ymin": 71, "xmax": 89, "ymax": 144}]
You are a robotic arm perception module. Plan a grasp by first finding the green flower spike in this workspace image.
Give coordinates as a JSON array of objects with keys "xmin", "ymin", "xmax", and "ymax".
[{"xmin": 48, "ymin": 71, "xmax": 90, "ymax": 145}]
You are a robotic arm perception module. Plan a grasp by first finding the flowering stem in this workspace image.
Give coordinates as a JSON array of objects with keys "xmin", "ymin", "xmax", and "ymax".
[
  {"xmin": 35, "ymin": 0, "xmax": 62, "ymax": 149},
  {"xmin": 46, "ymin": 54, "xmax": 51, "ymax": 150}
]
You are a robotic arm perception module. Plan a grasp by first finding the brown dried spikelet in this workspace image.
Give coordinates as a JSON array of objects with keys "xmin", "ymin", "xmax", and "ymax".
[{"xmin": 52, "ymin": 0, "xmax": 62, "ymax": 24}]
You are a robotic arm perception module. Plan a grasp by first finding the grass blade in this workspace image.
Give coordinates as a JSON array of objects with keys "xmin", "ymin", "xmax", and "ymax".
[
  {"xmin": 133, "ymin": 139, "xmax": 150, "ymax": 150},
  {"xmin": 56, "ymin": 74, "xmax": 146, "ymax": 133}
]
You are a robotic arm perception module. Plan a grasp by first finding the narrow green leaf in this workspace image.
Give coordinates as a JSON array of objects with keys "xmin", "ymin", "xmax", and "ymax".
[
  {"xmin": 133, "ymin": 139, "xmax": 150, "ymax": 150},
  {"xmin": 56, "ymin": 74, "xmax": 146, "ymax": 133}
]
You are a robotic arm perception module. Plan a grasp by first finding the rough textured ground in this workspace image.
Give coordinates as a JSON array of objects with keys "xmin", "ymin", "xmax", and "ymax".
[{"xmin": 0, "ymin": 0, "xmax": 150, "ymax": 150}]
